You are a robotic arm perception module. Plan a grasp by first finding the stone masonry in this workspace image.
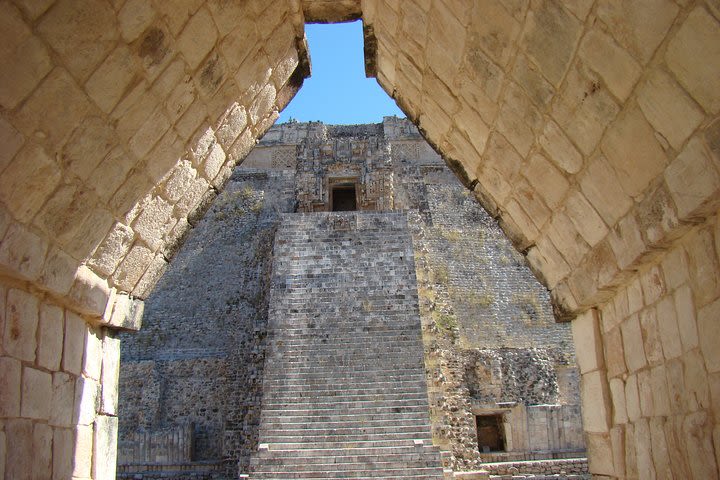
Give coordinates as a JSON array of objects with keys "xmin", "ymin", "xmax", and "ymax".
[
  {"xmin": 118, "ymin": 118, "xmax": 584, "ymax": 478},
  {"xmin": 248, "ymin": 211, "xmax": 445, "ymax": 479},
  {"xmin": 0, "ymin": 1, "xmax": 719, "ymax": 478}
]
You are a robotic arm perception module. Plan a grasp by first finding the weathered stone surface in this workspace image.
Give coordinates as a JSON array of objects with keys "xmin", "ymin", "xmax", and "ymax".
[
  {"xmin": 21, "ymin": 366, "xmax": 51, "ymax": 419},
  {"xmin": 571, "ymin": 309, "xmax": 604, "ymax": 374},
  {"xmin": 666, "ymin": 7, "xmax": 720, "ymax": 113},
  {"xmin": 3, "ymin": 288, "xmax": 39, "ymax": 362},
  {"xmin": 68, "ymin": 266, "xmax": 112, "ymax": 318},
  {"xmin": 0, "ymin": 356, "xmax": 21, "ymax": 417},
  {"xmin": 521, "ymin": 0, "xmax": 582, "ymax": 86},
  {"xmin": 665, "ymin": 137, "xmax": 720, "ymax": 220},
  {"xmin": 50, "ymin": 372, "xmax": 75, "ymax": 428},
  {"xmin": 5, "ymin": 419, "xmax": 32, "ymax": 480},
  {"xmin": 579, "ymin": 29, "xmax": 641, "ymax": 101},
  {"xmin": 177, "ymin": 7, "xmax": 217, "ymax": 69},
  {"xmin": 37, "ymin": 303, "xmax": 64, "ymax": 371},
  {"xmin": 73, "ymin": 424, "xmax": 94, "ymax": 478},
  {"xmin": 698, "ymin": 297, "xmax": 720, "ymax": 372},
  {"xmin": 581, "ymin": 370, "xmax": 611, "ymax": 433},
  {"xmin": 93, "ymin": 415, "xmax": 118, "ymax": 479},
  {"xmin": 602, "ymin": 106, "xmax": 668, "ymax": 198},
  {"xmin": 32, "ymin": 423, "xmax": 53, "ymax": 480},
  {"xmin": 621, "ymin": 314, "xmax": 647, "ymax": 373},
  {"xmin": 62, "ymin": 312, "xmax": 86, "ymax": 375},
  {"xmin": 74, "ymin": 376, "xmax": 99, "ymax": 426},
  {"xmin": 101, "ymin": 332, "xmax": 121, "ymax": 415}
]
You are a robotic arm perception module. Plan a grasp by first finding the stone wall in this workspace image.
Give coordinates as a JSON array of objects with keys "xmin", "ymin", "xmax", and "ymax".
[
  {"xmin": 118, "ymin": 169, "xmax": 296, "ymax": 476},
  {"xmin": 1, "ymin": 0, "xmax": 719, "ymax": 477}
]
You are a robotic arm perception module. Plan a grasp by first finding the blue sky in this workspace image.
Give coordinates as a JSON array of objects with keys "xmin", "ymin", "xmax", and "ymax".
[{"xmin": 277, "ymin": 21, "xmax": 405, "ymax": 125}]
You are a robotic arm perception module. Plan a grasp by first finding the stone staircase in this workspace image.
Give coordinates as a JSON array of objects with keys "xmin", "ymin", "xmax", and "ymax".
[{"xmin": 247, "ymin": 212, "xmax": 445, "ymax": 479}]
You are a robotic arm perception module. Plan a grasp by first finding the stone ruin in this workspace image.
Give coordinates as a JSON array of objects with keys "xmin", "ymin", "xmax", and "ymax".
[
  {"xmin": 1, "ymin": 1, "xmax": 719, "ymax": 479},
  {"xmin": 118, "ymin": 117, "xmax": 585, "ymax": 478}
]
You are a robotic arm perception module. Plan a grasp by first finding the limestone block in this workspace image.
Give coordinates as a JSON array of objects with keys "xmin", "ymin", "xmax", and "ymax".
[
  {"xmin": 37, "ymin": 303, "xmax": 64, "ymax": 371},
  {"xmin": 5, "ymin": 418, "xmax": 32, "ymax": 480},
  {"xmin": 604, "ymin": 326, "xmax": 627, "ymax": 378},
  {"xmin": 579, "ymin": 29, "xmax": 642, "ymax": 101},
  {"xmin": 111, "ymin": 243, "xmax": 153, "ymax": 293},
  {"xmin": 0, "ymin": 222, "xmax": 48, "ymax": 282},
  {"xmin": 34, "ymin": 185, "xmax": 115, "ymax": 261},
  {"xmin": 104, "ymin": 294, "xmax": 144, "ymax": 331},
  {"xmin": 33, "ymin": 423, "xmax": 53, "ymax": 480},
  {"xmin": 674, "ymin": 285, "xmax": 699, "ymax": 352},
  {"xmin": 655, "ymin": 296, "xmax": 682, "ymax": 360},
  {"xmin": 68, "ymin": 266, "xmax": 112, "ymax": 318},
  {"xmin": 165, "ymin": 72, "xmax": 196, "ymax": 124},
  {"xmin": 683, "ymin": 411, "xmax": 719, "ymax": 479},
  {"xmin": 132, "ymin": 196, "xmax": 174, "ymax": 251},
  {"xmin": 637, "ymin": 368, "xmax": 655, "ymax": 417},
  {"xmin": 50, "ymin": 372, "xmax": 75, "ymax": 427},
  {"xmin": 624, "ymin": 422, "xmax": 638, "ymax": 477},
  {"xmin": 145, "ymin": 130, "xmax": 184, "ymax": 184},
  {"xmin": 552, "ymin": 61, "xmax": 620, "ymax": 155},
  {"xmin": 203, "ymin": 142, "xmax": 227, "ymax": 181},
  {"xmin": 512, "ymin": 54, "xmax": 555, "ymax": 109},
  {"xmin": 564, "ymin": 190, "xmax": 608, "ymax": 248},
  {"xmin": 526, "ymin": 237, "xmax": 569, "ymax": 289},
  {"xmin": 88, "ymin": 223, "xmax": 135, "ymax": 278},
  {"xmin": 609, "ymin": 377, "xmax": 628, "ymax": 424},
  {"xmin": 73, "ymin": 424, "xmax": 93, "ymax": 478},
  {"xmin": 666, "ymin": 358, "xmax": 685, "ymax": 413},
  {"xmin": 155, "ymin": 0, "xmax": 203, "ymax": 36},
  {"xmin": 666, "ymin": 7, "xmax": 720, "ymax": 113},
  {"xmin": 0, "ymin": 142, "xmax": 61, "ymax": 223},
  {"xmin": 100, "ymin": 333, "xmax": 120, "ymax": 415},
  {"xmin": 63, "ymin": 312, "xmax": 86, "ymax": 375},
  {"xmin": 249, "ymin": 84, "xmax": 277, "ymax": 127},
  {"xmin": 698, "ymin": 297, "xmax": 720, "ymax": 372},
  {"xmin": 539, "ymin": 120, "xmax": 582, "ymax": 175},
  {"xmin": 52, "ymin": 427, "xmax": 74, "ymax": 479},
  {"xmin": 426, "ymin": 1, "xmax": 465, "ymax": 80},
  {"xmin": 546, "ymin": 211, "xmax": 589, "ymax": 267},
  {"xmin": 684, "ymin": 349, "xmax": 711, "ymax": 411},
  {"xmin": 118, "ymin": 0, "xmax": 156, "ymax": 42},
  {"xmin": 0, "ymin": 356, "xmax": 21, "ymax": 416},
  {"xmin": 4, "ymin": 288, "xmax": 39, "ymax": 362},
  {"xmin": 132, "ymin": 253, "xmax": 168, "ymax": 298},
  {"xmin": 0, "ymin": 115, "xmax": 24, "ymax": 172},
  {"xmin": 129, "ymin": 105, "xmax": 171, "ymax": 158},
  {"xmin": 580, "ymin": 154, "xmax": 632, "ymax": 227},
  {"xmin": 216, "ymin": 103, "xmax": 248, "ymax": 148},
  {"xmin": 640, "ymin": 306, "xmax": 664, "ymax": 366},
  {"xmin": 83, "ymin": 326, "xmax": 103, "ymax": 381},
  {"xmin": 685, "ymin": 227, "xmax": 720, "ymax": 308},
  {"xmin": 648, "ymin": 417, "xmax": 672, "ymax": 479},
  {"xmin": 161, "ymin": 160, "xmax": 196, "ymax": 203},
  {"xmin": 173, "ymin": 175, "xmax": 210, "ymax": 219},
  {"xmin": 74, "ymin": 376, "xmax": 98, "ymax": 426},
  {"xmin": 621, "ymin": 314, "xmax": 647, "ymax": 372},
  {"xmin": 21, "ymin": 366, "xmax": 51, "ymax": 419},
  {"xmin": 625, "ymin": 374, "xmax": 641, "ymax": 423},
  {"xmin": 586, "ymin": 432, "xmax": 615, "ymax": 476},
  {"xmin": 506, "ymin": 198, "xmax": 540, "ymax": 243},
  {"xmin": 61, "ymin": 117, "xmax": 117, "ymax": 183},
  {"xmin": 641, "ymin": 265, "xmax": 665, "ymax": 304},
  {"xmin": 523, "ymin": 153, "xmax": 569, "ymax": 210},
  {"xmin": 596, "ymin": 0, "xmax": 678, "ymax": 64},
  {"xmin": 637, "ymin": 69, "xmax": 704, "ymax": 150},
  {"xmin": 467, "ymin": 0, "xmax": 520, "ymax": 67},
  {"xmin": 0, "ymin": 2, "xmax": 52, "ymax": 108},
  {"xmin": 650, "ymin": 365, "xmax": 672, "ymax": 416},
  {"xmin": 608, "ymin": 214, "xmax": 645, "ymax": 270},
  {"xmin": 580, "ymin": 370, "xmax": 611, "ymax": 433},
  {"xmin": 93, "ymin": 415, "xmax": 118, "ymax": 480},
  {"xmin": 627, "ymin": 278, "xmax": 644, "ymax": 314},
  {"xmin": 419, "ymin": 100, "xmax": 452, "ymax": 148},
  {"xmin": 85, "ymin": 45, "xmax": 136, "ymax": 114},
  {"xmin": 454, "ymin": 101, "xmax": 490, "ymax": 156},
  {"xmin": 610, "ymin": 425, "xmax": 626, "ymax": 478},
  {"xmin": 177, "ymin": 7, "xmax": 218, "ymax": 69},
  {"xmin": 602, "ymin": 106, "xmax": 668, "ymax": 197},
  {"xmin": 571, "ymin": 309, "xmax": 604, "ymax": 373},
  {"xmin": 495, "ymin": 83, "xmax": 541, "ymax": 157},
  {"xmin": 521, "ymin": 0, "xmax": 582, "ymax": 86},
  {"xmin": 666, "ymin": 137, "xmax": 720, "ymax": 220},
  {"xmin": 633, "ymin": 418, "xmax": 656, "ymax": 478},
  {"xmin": 90, "ymin": 147, "xmax": 136, "ymax": 204},
  {"xmin": 39, "ymin": 247, "xmax": 80, "ymax": 295}
]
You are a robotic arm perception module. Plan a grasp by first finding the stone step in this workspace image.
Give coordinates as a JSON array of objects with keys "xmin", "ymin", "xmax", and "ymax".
[
  {"xmin": 259, "ymin": 405, "xmax": 431, "ymax": 418},
  {"xmin": 262, "ymin": 438, "xmax": 435, "ymax": 450},
  {"xmin": 262, "ymin": 385, "xmax": 429, "ymax": 399},
  {"xmin": 250, "ymin": 466, "xmax": 445, "ymax": 479},
  {"xmin": 254, "ymin": 445, "xmax": 439, "ymax": 458},
  {"xmin": 262, "ymin": 364, "xmax": 426, "ymax": 376},
  {"xmin": 259, "ymin": 424, "xmax": 433, "ymax": 438},
  {"xmin": 260, "ymin": 414, "xmax": 431, "ymax": 428},
  {"xmin": 261, "ymin": 397, "xmax": 430, "ymax": 412},
  {"xmin": 258, "ymin": 432, "xmax": 434, "ymax": 444},
  {"xmin": 252, "ymin": 458, "xmax": 442, "ymax": 472}
]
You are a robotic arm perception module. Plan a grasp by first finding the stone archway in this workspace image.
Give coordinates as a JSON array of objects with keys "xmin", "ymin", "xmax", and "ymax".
[{"xmin": 0, "ymin": 0, "xmax": 718, "ymax": 478}]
